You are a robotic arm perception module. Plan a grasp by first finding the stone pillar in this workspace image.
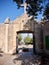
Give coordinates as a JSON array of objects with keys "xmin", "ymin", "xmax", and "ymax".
[
  {"xmin": 32, "ymin": 20, "xmax": 36, "ymax": 54},
  {"xmin": 35, "ymin": 23, "xmax": 43, "ymax": 54},
  {"xmin": 16, "ymin": 36, "xmax": 18, "ymax": 53},
  {"xmin": 4, "ymin": 17, "xmax": 10, "ymax": 53}
]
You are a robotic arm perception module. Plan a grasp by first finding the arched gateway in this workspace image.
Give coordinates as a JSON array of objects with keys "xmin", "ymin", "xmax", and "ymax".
[
  {"xmin": 0, "ymin": 13, "xmax": 45, "ymax": 54},
  {"xmin": 0, "ymin": 15, "xmax": 49, "ymax": 54},
  {"xmin": 0, "ymin": 13, "xmax": 36, "ymax": 54}
]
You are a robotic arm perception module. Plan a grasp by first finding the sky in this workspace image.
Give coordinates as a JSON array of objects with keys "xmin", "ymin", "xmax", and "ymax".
[
  {"xmin": 21, "ymin": 33, "xmax": 33, "ymax": 39},
  {"xmin": 0, "ymin": 0, "xmax": 24, "ymax": 23},
  {"xmin": 0, "ymin": 0, "xmax": 48, "ymax": 39},
  {"xmin": 0, "ymin": 0, "xmax": 43, "ymax": 23}
]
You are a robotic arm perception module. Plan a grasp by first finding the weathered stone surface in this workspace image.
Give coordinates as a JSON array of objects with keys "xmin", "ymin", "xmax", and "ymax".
[
  {"xmin": 0, "ymin": 14, "xmax": 35, "ymax": 54},
  {"xmin": 0, "ymin": 13, "xmax": 48, "ymax": 54}
]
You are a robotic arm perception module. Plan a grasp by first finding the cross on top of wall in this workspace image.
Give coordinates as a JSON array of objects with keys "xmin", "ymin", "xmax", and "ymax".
[{"xmin": 20, "ymin": 2, "xmax": 27, "ymax": 14}]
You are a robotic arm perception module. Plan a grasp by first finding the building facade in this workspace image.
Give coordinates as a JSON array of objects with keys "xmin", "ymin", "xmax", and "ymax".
[
  {"xmin": 0, "ymin": 14, "xmax": 35, "ymax": 54},
  {"xmin": 0, "ymin": 13, "xmax": 49, "ymax": 54}
]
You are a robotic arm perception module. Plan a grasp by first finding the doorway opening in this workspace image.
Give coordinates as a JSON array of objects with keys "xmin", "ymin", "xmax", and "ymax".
[{"xmin": 16, "ymin": 30, "xmax": 34, "ymax": 54}]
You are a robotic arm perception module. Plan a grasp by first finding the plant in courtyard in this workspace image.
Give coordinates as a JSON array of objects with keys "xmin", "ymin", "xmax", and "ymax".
[
  {"xmin": 24, "ymin": 35, "xmax": 33, "ymax": 44},
  {"xmin": 18, "ymin": 34, "xmax": 22, "ymax": 44},
  {"xmin": 30, "ymin": 38, "xmax": 33, "ymax": 43}
]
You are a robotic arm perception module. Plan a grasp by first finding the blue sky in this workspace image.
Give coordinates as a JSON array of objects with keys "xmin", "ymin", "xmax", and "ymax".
[
  {"xmin": 0, "ymin": 0, "xmax": 24, "ymax": 23},
  {"xmin": 0, "ymin": 0, "xmax": 47, "ymax": 23},
  {"xmin": 21, "ymin": 33, "xmax": 33, "ymax": 39}
]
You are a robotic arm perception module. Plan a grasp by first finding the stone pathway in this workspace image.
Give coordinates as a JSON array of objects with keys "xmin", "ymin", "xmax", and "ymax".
[
  {"xmin": 13, "ymin": 53, "xmax": 40, "ymax": 65},
  {"xmin": 0, "ymin": 52, "xmax": 41, "ymax": 65},
  {"xmin": 0, "ymin": 54, "xmax": 11, "ymax": 65},
  {"xmin": 0, "ymin": 45, "xmax": 41, "ymax": 65}
]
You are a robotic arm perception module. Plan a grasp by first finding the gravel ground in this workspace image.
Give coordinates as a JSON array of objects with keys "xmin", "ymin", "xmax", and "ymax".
[{"xmin": 0, "ymin": 45, "xmax": 41, "ymax": 65}]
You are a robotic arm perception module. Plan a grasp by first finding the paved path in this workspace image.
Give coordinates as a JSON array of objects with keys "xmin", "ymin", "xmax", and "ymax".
[
  {"xmin": 0, "ymin": 45, "xmax": 41, "ymax": 65},
  {"xmin": 0, "ymin": 54, "xmax": 11, "ymax": 65},
  {"xmin": 0, "ymin": 52, "xmax": 41, "ymax": 65}
]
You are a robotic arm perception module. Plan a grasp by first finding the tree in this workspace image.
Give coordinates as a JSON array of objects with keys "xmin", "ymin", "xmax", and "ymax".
[
  {"xmin": 30, "ymin": 38, "xmax": 33, "ymax": 43},
  {"xmin": 18, "ymin": 34, "xmax": 22, "ymax": 44},
  {"xmin": 24, "ymin": 35, "xmax": 33, "ymax": 44},
  {"xmin": 13, "ymin": 0, "xmax": 49, "ymax": 19},
  {"xmin": 13, "ymin": 0, "xmax": 44, "ymax": 18},
  {"xmin": 43, "ymin": 3, "xmax": 49, "ymax": 20}
]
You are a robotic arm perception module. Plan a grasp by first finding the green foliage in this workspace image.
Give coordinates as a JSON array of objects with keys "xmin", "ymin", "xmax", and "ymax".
[
  {"xmin": 13, "ymin": 0, "xmax": 43, "ymax": 17},
  {"xmin": 24, "ymin": 36, "xmax": 33, "ymax": 44},
  {"xmin": 18, "ymin": 34, "xmax": 22, "ymax": 43},
  {"xmin": 13, "ymin": 0, "xmax": 49, "ymax": 20},
  {"xmin": 30, "ymin": 38, "xmax": 33, "ymax": 43},
  {"xmin": 43, "ymin": 3, "xmax": 49, "ymax": 20},
  {"xmin": 26, "ymin": 0, "xmax": 43, "ymax": 17},
  {"xmin": 13, "ymin": 0, "xmax": 23, "ymax": 9}
]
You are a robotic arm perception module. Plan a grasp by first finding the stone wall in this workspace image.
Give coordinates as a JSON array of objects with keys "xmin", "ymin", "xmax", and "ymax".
[
  {"xmin": 0, "ymin": 18, "xmax": 39, "ymax": 54},
  {"xmin": 0, "ymin": 16, "xmax": 44, "ymax": 54},
  {"xmin": 8, "ymin": 23, "xmax": 13, "ymax": 52},
  {"xmin": 35, "ymin": 22, "xmax": 43, "ymax": 54},
  {"xmin": 0, "ymin": 24, "xmax": 6, "ymax": 52},
  {"xmin": 43, "ymin": 22, "xmax": 49, "ymax": 55}
]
